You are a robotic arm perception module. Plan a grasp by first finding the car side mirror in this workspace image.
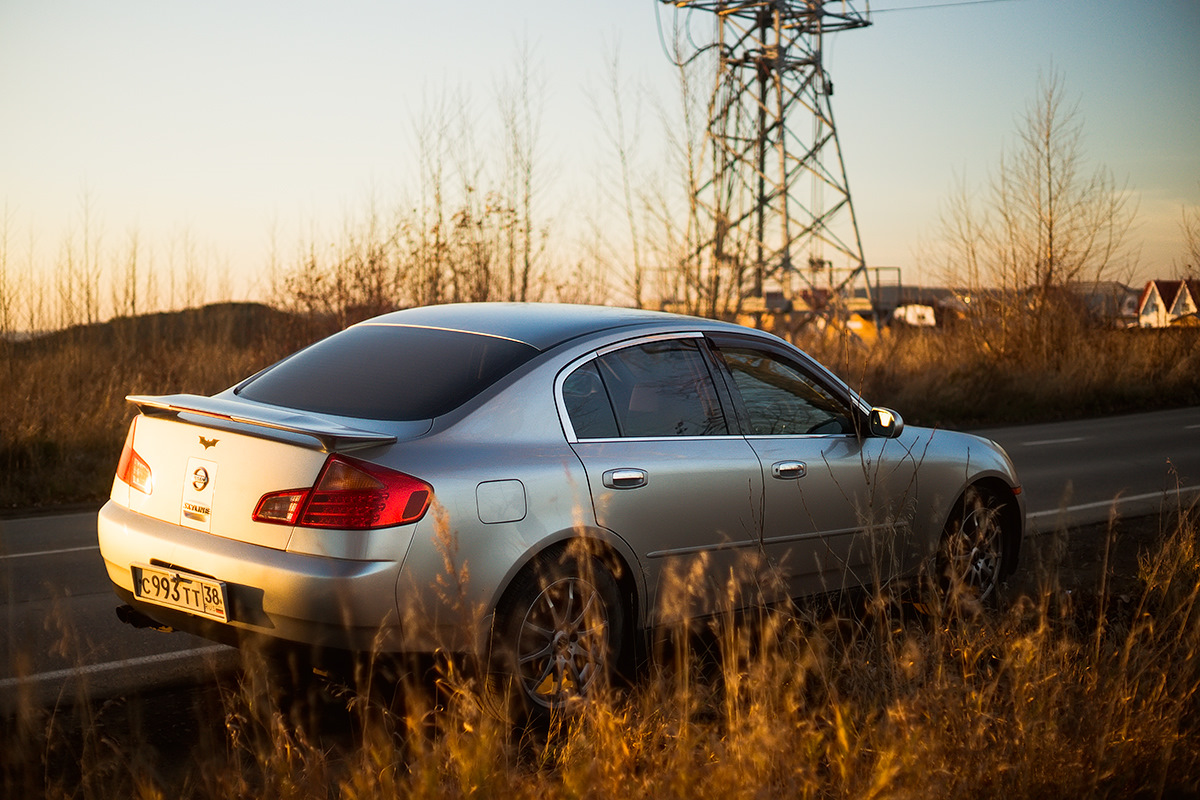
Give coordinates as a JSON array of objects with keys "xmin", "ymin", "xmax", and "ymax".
[{"xmin": 869, "ymin": 407, "xmax": 904, "ymax": 439}]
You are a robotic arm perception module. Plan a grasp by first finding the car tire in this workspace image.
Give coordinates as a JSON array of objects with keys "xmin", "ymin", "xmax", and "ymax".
[
  {"xmin": 488, "ymin": 547, "xmax": 624, "ymax": 719},
  {"xmin": 938, "ymin": 485, "xmax": 1007, "ymax": 608}
]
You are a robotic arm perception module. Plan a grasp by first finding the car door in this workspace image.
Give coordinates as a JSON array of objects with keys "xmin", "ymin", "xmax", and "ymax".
[
  {"xmin": 558, "ymin": 334, "xmax": 765, "ymax": 623},
  {"xmin": 708, "ymin": 334, "xmax": 917, "ymax": 600}
]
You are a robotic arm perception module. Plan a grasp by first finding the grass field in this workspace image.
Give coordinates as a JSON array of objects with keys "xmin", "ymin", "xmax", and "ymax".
[
  {"xmin": 4, "ymin": 510, "xmax": 1198, "ymax": 798},
  {"xmin": 0, "ymin": 303, "xmax": 335, "ymax": 511},
  {"xmin": 2, "ymin": 301, "xmax": 1199, "ymax": 797}
]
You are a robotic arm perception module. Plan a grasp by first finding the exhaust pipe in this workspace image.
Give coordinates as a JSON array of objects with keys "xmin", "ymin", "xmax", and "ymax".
[{"xmin": 115, "ymin": 604, "xmax": 175, "ymax": 633}]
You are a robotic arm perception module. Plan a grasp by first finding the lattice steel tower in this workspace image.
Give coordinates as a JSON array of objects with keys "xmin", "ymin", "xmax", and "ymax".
[{"xmin": 662, "ymin": 1, "xmax": 872, "ymax": 318}]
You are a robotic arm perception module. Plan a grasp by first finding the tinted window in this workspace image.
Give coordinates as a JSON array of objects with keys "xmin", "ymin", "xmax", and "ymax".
[
  {"xmin": 717, "ymin": 346, "xmax": 853, "ymax": 435},
  {"xmin": 237, "ymin": 324, "xmax": 538, "ymax": 420},
  {"xmin": 562, "ymin": 361, "xmax": 620, "ymax": 439},
  {"xmin": 589, "ymin": 339, "xmax": 728, "ymax": 437}
]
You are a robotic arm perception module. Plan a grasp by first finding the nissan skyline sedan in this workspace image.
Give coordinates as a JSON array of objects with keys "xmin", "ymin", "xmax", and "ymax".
[{"xmin": 97, "ymin": 302, "xmax": 1024, "ymax": 714}]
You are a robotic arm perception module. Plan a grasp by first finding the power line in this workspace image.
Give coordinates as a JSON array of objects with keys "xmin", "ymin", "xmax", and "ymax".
[
  {"xmin": 654, "ymin": 1, "xmax": 718, "ymax": 69},
  {"xmin": 870, "ymin": 0, "xmax": 1025, "ymax": 14}
]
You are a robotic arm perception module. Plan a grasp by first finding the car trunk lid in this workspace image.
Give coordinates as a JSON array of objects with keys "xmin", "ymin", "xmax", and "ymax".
[{"xmin": 115, "ymin": 394, "xmax": 401, "ymax": 551}]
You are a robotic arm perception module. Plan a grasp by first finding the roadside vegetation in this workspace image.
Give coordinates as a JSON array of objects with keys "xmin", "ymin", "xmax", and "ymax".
[
  {"xmin": 0, "ymin": 303, "xmax": 334, "ymax": 510},
  {"xmin": 5, "ymin": 507, "xmax": 1199, "ymax": 798},
  {"xmin": 2, "ymin": 299, "xmax": 1197, "ymax": 510},
  {"xmin": 806, "ymin": 320, "xmax": 1200, "ymax": 430}
]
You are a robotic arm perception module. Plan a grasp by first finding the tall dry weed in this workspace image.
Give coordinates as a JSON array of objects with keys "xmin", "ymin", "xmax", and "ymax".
[
  {"xmin": 803, "ymin": 323, "xmax": 1200, "ymax": 428},
  {"xmin": 0, "ymin": 303, "xmax": 330, "ymax": 509},
  {"xmin": 5, "ymin": 510, "xmax": 1200, "ymax": 798}
]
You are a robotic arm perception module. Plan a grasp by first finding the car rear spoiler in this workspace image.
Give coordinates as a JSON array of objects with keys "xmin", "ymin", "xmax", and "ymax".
[{"xmin": 127, "ymin": 394, "xmax": 398, "ymax": 453}]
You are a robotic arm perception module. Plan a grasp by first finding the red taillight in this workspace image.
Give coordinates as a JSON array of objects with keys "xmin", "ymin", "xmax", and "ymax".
[
  {"xmin": 253, "ymin": 455, "xmax": 432, "ymax": 530},
  {"xmin": 116, "ymin": 418, "xmax": 153, "ymax": 495}
]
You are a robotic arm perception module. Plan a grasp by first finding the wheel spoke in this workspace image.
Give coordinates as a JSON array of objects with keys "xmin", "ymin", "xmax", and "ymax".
[
  {"xmin": 566, "ymin": 586, "xmax": 600, "ymax": 631},
  {"xmin": 517, "ymin": 640, "xmax": 554, "ymax": 666}
]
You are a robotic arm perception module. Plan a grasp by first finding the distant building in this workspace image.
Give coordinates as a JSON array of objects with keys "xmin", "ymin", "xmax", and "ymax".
[
  {"xmin": 1138, "ymin": 280, "xmax": 1200, "ymax": 327},
  {"xmin": 1063, "ymin": 281, "xmax": 1140, "ymax": 328}
]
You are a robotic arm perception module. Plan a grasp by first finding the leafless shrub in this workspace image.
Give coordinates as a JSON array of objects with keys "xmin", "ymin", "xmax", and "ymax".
[
  {"xmin": 934, "ymin": 70, "xmax": 1138, "ymax": 359},
  {"xmin": 1182, "ymin": 199, "xmax": 1200, "ymax": 279}
]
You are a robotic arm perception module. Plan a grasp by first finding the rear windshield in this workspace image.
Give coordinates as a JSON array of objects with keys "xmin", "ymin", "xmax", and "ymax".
[{"xmin": 236, "ymin": 324, "xmax": 539, "ymax": 421}]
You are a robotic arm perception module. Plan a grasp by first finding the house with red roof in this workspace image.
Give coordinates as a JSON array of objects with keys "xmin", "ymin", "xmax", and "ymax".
[{"xmin": 1138, "ymin": 279, "xmax": 1200, "ymax": 327}]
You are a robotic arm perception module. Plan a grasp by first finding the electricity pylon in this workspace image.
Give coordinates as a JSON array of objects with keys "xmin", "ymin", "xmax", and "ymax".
[{"xmin": 661, "ymin": 1, "xmax": 872, "ymax": 320}]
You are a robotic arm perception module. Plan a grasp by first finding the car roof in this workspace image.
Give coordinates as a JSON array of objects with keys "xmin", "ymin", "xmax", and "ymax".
[{"xmin": 359, "ymin": 302, "xmax": 751, "ymax": 351}]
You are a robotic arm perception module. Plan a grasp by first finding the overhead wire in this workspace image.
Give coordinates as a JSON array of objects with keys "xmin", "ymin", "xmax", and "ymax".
[
  {"xmin": 655, "ymin": 1, "xmax": 721, "ymax": 68},
  {"xmin": 870, "ymin": 0, "xmax": 1025, "ymax": 14},
  {"xmin": 655, "ymin": 0, "xmax": 1024, "ymax": 68}
]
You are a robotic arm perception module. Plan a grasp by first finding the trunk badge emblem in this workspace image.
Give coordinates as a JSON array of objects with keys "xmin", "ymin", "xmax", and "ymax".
[
  {"xmin": 199, "ymin": 436, "xmax": 219, "ymax": 450},
  {"xmin": 192, "ymin": 467, "xmax": 210, "ymax": 491}
]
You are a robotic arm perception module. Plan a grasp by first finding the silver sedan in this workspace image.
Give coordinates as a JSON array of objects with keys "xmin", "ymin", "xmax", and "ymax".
[{"xmin": 97, "ymin": 302, "xmax": 1024, "ymax": 713}]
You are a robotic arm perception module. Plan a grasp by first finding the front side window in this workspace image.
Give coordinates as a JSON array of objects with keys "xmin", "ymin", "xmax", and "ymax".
[
  {"xmin": 716, "ymin": 345, "xmax": 854, "ymax": 436},
  {"xmin": 563, "ymin": 339, "xmax": 728, "ymax": 438}
]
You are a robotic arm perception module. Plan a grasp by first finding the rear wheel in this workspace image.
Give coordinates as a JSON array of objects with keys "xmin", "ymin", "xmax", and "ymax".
[
  {"xmin": 489, "ymin": 549, "xmax": 624, "ymax": 719},
  {"xmin": 939, "ymin": 486, "xmax": 1007, "ymax": 606}
]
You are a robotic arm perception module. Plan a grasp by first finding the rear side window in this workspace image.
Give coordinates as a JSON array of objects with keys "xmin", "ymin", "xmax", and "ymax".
[
  {"xmin": 237, "ymin": 324, "xmax": 539, "ymax": 421},
  {"xmin": 562, "ymin": 361, "xmax": 620, "ymax": 439}
]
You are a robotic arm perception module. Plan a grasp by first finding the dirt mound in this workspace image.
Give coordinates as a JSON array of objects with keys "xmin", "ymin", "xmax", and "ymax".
[{"xmin": 11, "ymin": 302, "xmax": 334, "ymax": 356}]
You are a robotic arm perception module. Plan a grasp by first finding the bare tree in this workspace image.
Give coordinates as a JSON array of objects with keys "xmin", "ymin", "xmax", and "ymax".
[
  {"xmin": 277, "ymin": 47, "xmax": 558, "ymax": 317},
  {"xmin": 1182, "ymin": 199, "xmax": 1200, "ymax": 278},
  {"xmin": 111, "ymin": 228, "xmax": 141, "ymax": 318},
  {"xmin": 937, "ymin": 70, "xmax": 1136, "ymax": 347},
  {"xmin": 54, "ymin": 188, "xmax": 105, "ymax": 327},
  {"xmin": 654, "ymin": 44, "xmax": 716, "ymax": 315},
  {"xmin": 78, "ymin": 189, "xmax": 104, "ymax": 324},
  {"xmin": 497, "ymin": 38, "xmax": 546, "ymax": 302},
  {"xmin": 594, "ymin": 43, "xmax": 649, "ymax": 308},
  {"xmin": 408, "ymin": 89, "xmax": 453, "ymax": 307},
  {"xmin": 994, "ymin": 71, "xmax": 1134, "ymax": 296},
  {"xmin": 22, "ymin": 226, "xmax": 47, "ymax": 333},
  {"xmin": 645, "ymin": 32, "xmax": 763, "ymax": 320},
  {"xmin": 0, "ymin": 203, "xmax": 13, "ymax": 338}
]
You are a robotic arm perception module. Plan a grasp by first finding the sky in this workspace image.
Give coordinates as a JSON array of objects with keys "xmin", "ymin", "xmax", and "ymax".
[{"xmin": 1, "ymin": 0, "xmax": 1198, "ymax": 318}]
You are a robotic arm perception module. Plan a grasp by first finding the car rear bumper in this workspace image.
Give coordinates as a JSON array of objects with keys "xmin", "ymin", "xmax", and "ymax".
[{"xmin": 97, "ymin": 500, "xmax": 409, "ymax": 653}]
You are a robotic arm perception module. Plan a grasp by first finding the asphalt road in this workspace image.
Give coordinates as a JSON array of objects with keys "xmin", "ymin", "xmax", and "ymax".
[
  {"xmin": 2, "ymin": 405, "xmax": 1198, "ymax": 708},
  {"xmin": 0, "ymin": 511, "xmax": 237, "ymax": 709},
  {"xmin": 973, "ymin": 405, "xmax": 1200, "ymax": 529}
]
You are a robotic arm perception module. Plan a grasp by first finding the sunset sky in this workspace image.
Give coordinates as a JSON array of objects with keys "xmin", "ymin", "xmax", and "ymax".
[{"xmin": 2, "ymin": 0, "xmax": 1197, "ymax": 313}]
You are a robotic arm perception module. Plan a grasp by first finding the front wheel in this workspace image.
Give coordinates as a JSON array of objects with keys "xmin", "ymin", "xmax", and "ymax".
[
  {"xmin": 488, "ymin": 549, "xmax": 624, "ymax": 718},
  {"xmin": 939, "ymin": 486, "xmax": 1007, "ymax": 607}
]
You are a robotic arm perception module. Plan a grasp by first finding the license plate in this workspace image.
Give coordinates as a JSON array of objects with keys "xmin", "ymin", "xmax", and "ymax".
[{"xmin": 132, "ymin": 563, "xmax": 228, "ymax": 622}]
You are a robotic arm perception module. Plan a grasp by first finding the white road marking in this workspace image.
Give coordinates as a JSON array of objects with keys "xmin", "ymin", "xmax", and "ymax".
[
  {"xmin": 1028, "ymin": 485, "xmax": 1200, "ymax": 521},
  {"xmin": 1021, "ymin": 436, "xmax": 1086, "ymax": 447},
  {"xmin": 0, "ymin": 544, "xmax": 99, "ymax": 560},
  {"xmin": 0, "ymin": 645, "xmax": 232, "ymax": 692},
  {"xmin": 1186, "ymin": 424, "xmax": 1200, "ymax": 430}
]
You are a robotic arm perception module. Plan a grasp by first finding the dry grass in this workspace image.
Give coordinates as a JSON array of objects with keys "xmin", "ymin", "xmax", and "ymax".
[
  {"xmin": 0, "ymin": 303, "xmax": 333, "ymax": 510},
  {"xmin": 3, "ymin": 301, "xmax": 1199, "ymax": 795},
  {"xmin": 3, "ymin": 301, "xmax": 1198, "ymax": 509},
  {"xmin": 5, "ymin": 510, "xmax": 1199, "ymax": 799},
  {"xmin": 801, "ymin": 321, "xmax": 1200, "ymax": 429}
]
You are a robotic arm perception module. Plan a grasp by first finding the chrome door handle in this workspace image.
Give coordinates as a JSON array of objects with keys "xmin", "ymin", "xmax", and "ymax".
[
  {"xmin": 603, "ymin": 468, "xmax": 648, "ymax": 489},
  {"xmin": 771, "ymin": 461, "xmax": 806, "ymax": 480}
]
